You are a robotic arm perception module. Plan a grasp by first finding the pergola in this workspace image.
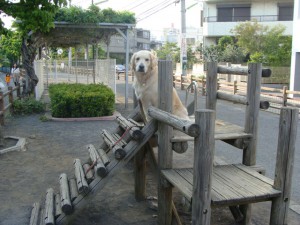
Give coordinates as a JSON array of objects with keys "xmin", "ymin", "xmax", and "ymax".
[{"xmin": 36, "ymin": 21, "xmax": 135, "ymax": 108}]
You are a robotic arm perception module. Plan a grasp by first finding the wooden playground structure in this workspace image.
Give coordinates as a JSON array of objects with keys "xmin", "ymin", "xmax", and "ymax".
[{"xmin": 28, "ymin": 61, "xmax": 298, "ymax": 225}]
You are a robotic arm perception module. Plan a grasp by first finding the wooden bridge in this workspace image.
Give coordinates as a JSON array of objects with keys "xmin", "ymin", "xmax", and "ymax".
[{"xmin": 27, "ymin": 62, "xmax": 298, "ymax": 225}]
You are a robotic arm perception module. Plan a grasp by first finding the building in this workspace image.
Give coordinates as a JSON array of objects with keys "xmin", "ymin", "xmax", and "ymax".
[
  {"xmin": 290, "ymin": 0, "xmax": 300, "ymax": 93},
  {"xmin": 100, "ymin": 28, "xmax": 151, "ymax": 63},
  {"xmin": 202, "ymin": 0, "xmax": 294, "ymax": 46}
]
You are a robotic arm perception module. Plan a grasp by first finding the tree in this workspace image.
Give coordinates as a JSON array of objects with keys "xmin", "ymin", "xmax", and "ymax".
[
  {"xmin": 0, "ymin": 30, "xmax": 22, "ymax": 66},
  {"xmin": 231, "ymin": 20, "xmax": 292, "ymax": 66},
  {"xmin": 0, "ymin": 0, "xmax": 67, "ymax": 94},
  {"xmin": 156, "ymin": 42, "xmax": 180, "ymax": 64}
]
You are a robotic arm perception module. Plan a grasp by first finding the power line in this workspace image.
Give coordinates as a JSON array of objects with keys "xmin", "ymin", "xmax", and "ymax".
[
  {"xmin": 137, "ymin": 0, "xmax": 177, "ymax": 22},
  {"xmin": 137, "ymin": 0, "xmax": 173, "ymax": 18}
]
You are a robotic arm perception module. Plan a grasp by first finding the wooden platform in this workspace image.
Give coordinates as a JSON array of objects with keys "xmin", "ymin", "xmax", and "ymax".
[
  {"xmin": 161, "ymin": 164, "xmax": 281, "ymax": 207},
  {"xmin": 171, "ymin": 119, "xmax": 252, "ymax": 142}
]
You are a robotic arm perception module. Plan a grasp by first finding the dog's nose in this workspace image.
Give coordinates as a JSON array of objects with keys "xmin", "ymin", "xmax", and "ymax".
[{"xmin": 138, "ymin": 64, "xmax": 145, "ymax": 72}]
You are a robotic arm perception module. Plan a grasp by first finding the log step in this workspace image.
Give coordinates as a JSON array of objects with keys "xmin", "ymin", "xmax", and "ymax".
[
  {"xmin": 101, "ymin": 130, "xmax": 126, "ymax": 159},
  {"xmin": 87, "ymin": 144, "xmax": 107, "ymax": 177},
  {"xmin": 59, "ymin": 173, "xmax": 73, "ymax": 215},
  {"xmin": 29, "ymin": 202, "xmax": 40, "ymax": 225},
  {"xmin": 74, "ymin": 159, "xmax": 89, "ymax": 194},
  {"xmin": 44, "ymin": 188, "xmax": 55, "ymax": 225},
  {"xmin": 116, "ymin": 115, "xmax": 145, "ymax": 140}
]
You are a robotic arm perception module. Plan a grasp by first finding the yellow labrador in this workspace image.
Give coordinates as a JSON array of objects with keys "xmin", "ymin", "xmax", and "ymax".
[{"xmin": 131, "ymin": 50, "xmax": 189, "ymax": 121}]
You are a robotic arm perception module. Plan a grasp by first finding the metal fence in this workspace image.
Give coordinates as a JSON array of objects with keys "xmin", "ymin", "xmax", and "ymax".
[{"xmin": 34, "ymin": 59, "xmax": 116, "ymax": 100}]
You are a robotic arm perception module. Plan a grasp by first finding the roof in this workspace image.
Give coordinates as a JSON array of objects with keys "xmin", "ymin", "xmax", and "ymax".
[{"xmin": 37, "ymin": 22, "xmax": 135, "ymax": 47}]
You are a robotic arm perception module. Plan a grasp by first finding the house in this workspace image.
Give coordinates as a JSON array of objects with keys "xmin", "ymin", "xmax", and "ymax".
[
  {"xmin": 100, "ymin": 28, "xmax": 151, "ymax": 63},
  {"xmin": 290, "ymin": 0, "xmax": 300, "ymax": 93},
  {"xmin": 202, "ymin": 0, "xmax": 294, "ymax": 47}
]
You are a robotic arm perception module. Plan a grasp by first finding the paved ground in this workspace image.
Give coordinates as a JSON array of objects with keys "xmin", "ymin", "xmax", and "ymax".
[{"xmin": 0, "ymin": 83, "xmax": 299, "ymax": 225}]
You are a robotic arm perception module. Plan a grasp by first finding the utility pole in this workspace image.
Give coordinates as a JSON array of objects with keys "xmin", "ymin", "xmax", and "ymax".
[{"xmin": 181, "ymin": 0, "xmax": 187, "ymax": 77}]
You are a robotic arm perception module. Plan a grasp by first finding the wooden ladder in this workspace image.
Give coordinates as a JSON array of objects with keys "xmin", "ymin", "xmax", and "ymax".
[{"xmin": 28, "ymin": 107, "xmax": 157, "ymax": 225}]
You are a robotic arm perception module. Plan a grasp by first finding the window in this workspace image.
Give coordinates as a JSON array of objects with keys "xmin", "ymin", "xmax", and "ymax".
[
  {"xmin": 217, "ymin": 4, "xmax": 250, "ymax": 22},
  {"xmin": 278, "ymin": 4, "xmax": 294, "ymax": 21}
]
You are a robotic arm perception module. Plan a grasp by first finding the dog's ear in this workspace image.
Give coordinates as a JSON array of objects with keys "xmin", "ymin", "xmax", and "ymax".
[
  {"xmin": 130, "ymin": 53, "xmax": 136, "ymax": 72},
  {"xmin": 150, "ymin": 52, "xmax": 158, "ymax": 70}
]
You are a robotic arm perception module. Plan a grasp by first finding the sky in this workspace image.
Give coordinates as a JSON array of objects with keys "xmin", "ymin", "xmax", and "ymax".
[
  {"xmin": 1, "ymin": 0, "xmax": 203, "ymax": 40},
  {"xmin": 72, "ymin": 0, "xmax": 203, "ymax": 39}
]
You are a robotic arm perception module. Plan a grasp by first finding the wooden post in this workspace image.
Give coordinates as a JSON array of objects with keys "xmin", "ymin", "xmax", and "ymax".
[
  {"xmin": 240, "ymin": 63, "xmax": 262, "ymax": 225},
  {"xmin": 270, "ymin": 107, "xmax": 298, "ymax": 224},
  {"xmin": 243, "ymin": 63, "xmax": 262, "ymax": 166},
  {"xmin": 206, "ymin": 62, "xmax": 218, "ymax": 110},
  {"xmin": 8, "ymin": 86, "xmax": 13, "ymax": 113},
  {"xmin": 157, "ymin": 60, "xmax": 173, "ymax": 225},
  {"xmin": 192, "ymin": 109, "xmax": 215, "ymax": 225},
  {"xmin": 133, "ymin": 90, "xmax": 147, "ymax": 202},
  {"xmin": 282, "ymin": 86, "xmax": 288, "ymax": 106},
  {"xmin": 233, "ymin": 80, "xmax": 238, "ymax": 94}
]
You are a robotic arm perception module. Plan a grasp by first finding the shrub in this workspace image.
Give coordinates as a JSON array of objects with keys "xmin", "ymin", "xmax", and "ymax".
[
  {"xmin": 12, "ymin": 98, "xmax": 45, "ymax": 115},
  {"xmin": 48, "ymin": 83, "xmax": 115, "ymax": 118}
]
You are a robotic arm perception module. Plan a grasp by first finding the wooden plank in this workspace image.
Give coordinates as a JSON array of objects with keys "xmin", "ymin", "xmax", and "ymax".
[
  {"xmin": 206, "ymin": 62, "xmax": 218, "ymax": 110},
  {"xmin": 162, "ymin": 169, "xmax": 193, "ymax": 202},
  {"xmin": 162, "ymin": 165, "xmax": 281, "ymax": 208},
  {"xmin": 171, "ymin": 119, "xmax": 251, "ymax": 142},
  {"xmin": 44, "ymin": 188, "xmax": 54, "ymax": 225},
  {"xmin": 29, "ymin": 202, "xmax": 40, "ymax": 225}
]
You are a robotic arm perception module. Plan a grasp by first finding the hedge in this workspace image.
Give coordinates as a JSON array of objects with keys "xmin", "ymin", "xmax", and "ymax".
[{"xmin": 48, "ymin": 83, "xmax": 115, "ymax": 118}]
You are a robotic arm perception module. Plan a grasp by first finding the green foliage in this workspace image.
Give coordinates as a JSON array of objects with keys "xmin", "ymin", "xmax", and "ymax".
[
  {"xmin": 48, "ymin": 83, "xmax": 115, "ymax": 118},
  {"xmin": 231, "ymin": 20, "xmax": 292, "ymax": 66},
  {"xmin": 218, "ymin": 36, "xmax": 234, "ymax": 51},
  {"xmin": 221, "ymin": 44, "xmax": 246, "ymax": 64},
  {"xmin": 0, "ymin": 30, "xmax": 22, "ymax": 65},
  {"xmin": 156, "ymin": 42, "xmax": 180, "ymax": 65},
  {"xmin": 199, "ymin": 45, "xmax": 222, "ymax": 62},
  {"xmin": 12, "ymin": 98, "xmax": 46, "ymax": 115},
  {"xmin": 54, "ymin": 6, "xmax": 136, "ymax": 24},
  {"xmin": 0, "ymin": 0, "xmax": 67, "ymax": 36}
]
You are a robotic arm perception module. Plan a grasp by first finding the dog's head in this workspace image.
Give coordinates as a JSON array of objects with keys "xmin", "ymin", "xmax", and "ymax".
[{"xmin": 130, "ymin": 50, "xmax": 157, "ymax": 74}]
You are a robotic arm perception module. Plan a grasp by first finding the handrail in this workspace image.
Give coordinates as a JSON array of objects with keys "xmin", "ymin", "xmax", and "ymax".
[{"xmin": 185, "ymin": 81, "xmax": 198, "ymax": 115}]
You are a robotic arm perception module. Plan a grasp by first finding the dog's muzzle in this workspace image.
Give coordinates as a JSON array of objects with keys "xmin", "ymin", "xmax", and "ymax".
[{"xmin": 138, "ymin": 64, "xmax": 145, "ymax": 72}]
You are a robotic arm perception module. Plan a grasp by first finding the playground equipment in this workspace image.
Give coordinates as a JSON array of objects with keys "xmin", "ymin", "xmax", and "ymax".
[{"xmin": 27, "ymin": 61, "xmax": 297, "ymax": 225}]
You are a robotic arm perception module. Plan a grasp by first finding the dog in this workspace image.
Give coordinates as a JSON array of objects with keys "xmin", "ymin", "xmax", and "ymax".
[{"xmin": 131, "ymin": 50, "xmax": 189, "ymax": 122}]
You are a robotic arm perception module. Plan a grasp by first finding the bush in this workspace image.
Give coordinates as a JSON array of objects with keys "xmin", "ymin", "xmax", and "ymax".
[
  {"xmin": 12, "ymin": 98, "xmax": 45, "ymax": 115},
  {"xmin": 48, "ymin": 83, "xmax": 115, "ymax": 118}
]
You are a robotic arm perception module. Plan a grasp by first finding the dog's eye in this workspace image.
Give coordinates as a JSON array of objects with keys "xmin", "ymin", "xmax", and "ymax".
[
  {"xmin": 145, "ymin": 58, "xmax": 149, "ymax": 61},
  {"xmin": 136, "ymin": 57, "xmax": 140, "ymax": 61}
]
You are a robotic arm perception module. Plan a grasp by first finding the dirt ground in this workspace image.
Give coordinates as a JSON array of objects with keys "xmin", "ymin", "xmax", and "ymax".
[{"xmin": 0, "ymin": 99, "xmax": 299, "ymax": 225}]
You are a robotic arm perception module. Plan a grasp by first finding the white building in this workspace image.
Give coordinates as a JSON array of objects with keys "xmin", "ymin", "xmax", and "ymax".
[
  {"xmin": 290, "ymin": 0, "xmax": 300, "ymax": 93},
  {"xmin": 202, "ymin": 0, "xmax": 294, "ymax": 46}
]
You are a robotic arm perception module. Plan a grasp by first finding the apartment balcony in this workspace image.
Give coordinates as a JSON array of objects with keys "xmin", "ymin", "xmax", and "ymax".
[{"xmin": 203, "ymin": 15, "xmax": 293, "ymax": 37}]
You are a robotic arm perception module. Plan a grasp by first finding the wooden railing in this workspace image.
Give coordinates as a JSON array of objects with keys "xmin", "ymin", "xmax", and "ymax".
[
  {"xmin": 173, "ymin": 74, "xmax": 300, "ymax": 109},
  {"xmin": 0, "ymin": 83, "xmax": 25, "ymax": 125}
]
